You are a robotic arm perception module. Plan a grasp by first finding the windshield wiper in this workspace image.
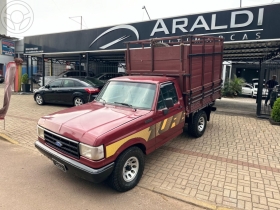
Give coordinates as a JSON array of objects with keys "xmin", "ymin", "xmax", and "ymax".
[
  {"xmin": 115, "ymin": 101, "xmax": 139, "ymax": 110},
  {"xmin": 114, "ymin": 102, "xmax": 132, "ymax": 107},
  {"xmin": 114, "ymin": 102, "xmax": 136, "ymax": 111}
]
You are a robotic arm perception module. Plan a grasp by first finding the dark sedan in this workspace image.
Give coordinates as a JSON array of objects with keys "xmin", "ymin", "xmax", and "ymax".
[
  {"xmin": 0, "ymin": 73, "xmax": 4, "ymax": 83},
  {"xmin": 34, "ymin": 78, "xmax": 105, "ymax": 106}
]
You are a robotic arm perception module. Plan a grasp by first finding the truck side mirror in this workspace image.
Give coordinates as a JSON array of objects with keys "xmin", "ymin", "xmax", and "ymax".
[{"xmin": 164, "ymin": 98, "xmax": 174, "ymax": 109}]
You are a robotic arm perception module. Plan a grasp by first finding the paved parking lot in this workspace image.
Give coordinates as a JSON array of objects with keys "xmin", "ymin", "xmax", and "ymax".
[{"xmin": 0, "ymin": 87, "xmax": 280, "ymax": 210}]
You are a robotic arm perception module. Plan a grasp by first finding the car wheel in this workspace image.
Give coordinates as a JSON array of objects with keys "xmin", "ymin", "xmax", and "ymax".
[
  {"xmin": 188, "ymin": 110, "xmax": 207, "ymax": 138},
  {"xmin": 108, "ymin": 147, "xmax": 145, "ymax": 192},
  {"xmin": 35, "ymin": 94, "xmax": 44, "ymax": 105},
  {"xmin": 73, "ymin": 97, "xmax": 84, "ymax": 106},
  {"xmin": 251, "ymin": 92, "xmax": 254, "ymax": 98}
]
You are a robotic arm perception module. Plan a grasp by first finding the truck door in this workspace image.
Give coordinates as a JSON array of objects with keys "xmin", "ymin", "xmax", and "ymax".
[{"xmin": 154, "ymin": 82, "xmax": 184, "ymax": 148}]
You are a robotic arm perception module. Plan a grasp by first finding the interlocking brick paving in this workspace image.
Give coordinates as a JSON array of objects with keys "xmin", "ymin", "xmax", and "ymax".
[{"xmin": 1, "ymin": 88, "xmax": 279, "ymax": 209}]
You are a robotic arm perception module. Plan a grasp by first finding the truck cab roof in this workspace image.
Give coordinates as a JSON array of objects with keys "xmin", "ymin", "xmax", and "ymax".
[{"xmin": 110, "ymin": 76, "xmax": 176, "ymax": 84}]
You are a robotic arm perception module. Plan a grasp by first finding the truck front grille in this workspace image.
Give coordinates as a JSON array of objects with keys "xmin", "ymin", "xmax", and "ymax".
[{"xmin": 44, "ymin": 130, "xmax": 80, "ymax": 159}]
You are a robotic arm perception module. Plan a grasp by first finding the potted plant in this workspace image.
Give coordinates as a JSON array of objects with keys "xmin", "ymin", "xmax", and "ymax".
[{"xmin": 21, "ymin": 73, "xmax": 31, "ymax": 92}]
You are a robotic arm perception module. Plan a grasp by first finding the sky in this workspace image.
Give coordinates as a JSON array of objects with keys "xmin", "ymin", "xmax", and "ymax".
[{"xmin": 2, "ymin": 0, "xmax": 280, "ymax": 38}]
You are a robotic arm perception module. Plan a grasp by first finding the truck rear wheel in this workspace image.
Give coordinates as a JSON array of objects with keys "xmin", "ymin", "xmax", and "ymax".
[
  {"xmin": 108, "ymin": 147, "xmax": 145, "ymax": 192},
  {"xmin": 188, "ymin": 110, "xmax": 207, "ymax": 138}
]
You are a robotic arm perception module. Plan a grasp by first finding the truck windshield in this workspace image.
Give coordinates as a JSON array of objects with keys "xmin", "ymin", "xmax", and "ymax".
[{"xmin": 96, "ymin": 81, "xmax": 156, "ymax": 110}]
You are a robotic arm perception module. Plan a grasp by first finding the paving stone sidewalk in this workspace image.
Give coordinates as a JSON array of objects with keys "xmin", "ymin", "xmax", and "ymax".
[{"xmin": 0, "ymin": 88, "xmax": 280, "ymax": 210}]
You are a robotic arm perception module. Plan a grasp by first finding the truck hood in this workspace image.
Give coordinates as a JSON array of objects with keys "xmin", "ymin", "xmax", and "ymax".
[{"xmin": 38, "ymin": 102, "xmax": 150, "ymax": 145}]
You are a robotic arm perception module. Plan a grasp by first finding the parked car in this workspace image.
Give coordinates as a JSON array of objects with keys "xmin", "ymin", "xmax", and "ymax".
[
  {"xmin": 38, "ymin": 70, "xmax": 94, "ymax": 87},
  {"xmin": 242, "ymin": 83, "xmax": 268, "ymax": 97},
  {"xmin": 0, "ymin": 74, "xmax": 4, "ymax": 83},
  {"xmin": 94, "ymin": 72, "xmax": 126, "ymax": 82},
  {"xmin": 34, "ymin": 77, "xmax": 104, "ymax": 106},
  {"xmin": 251, "ymin": 78, "xmax": 265, "ymax": 86},
  {"xmin": 270, "ymin": 85, "xmax": 280, "ymax": 108}
]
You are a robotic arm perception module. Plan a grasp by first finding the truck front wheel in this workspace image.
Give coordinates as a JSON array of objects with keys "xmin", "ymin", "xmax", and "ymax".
[
  {"xmin": 108, "ymin": 147, "xmax": 145, "ymax": 192},
  {"xmin": 188, "ymin": 110, "xmax": 207, "ymax": 138}
]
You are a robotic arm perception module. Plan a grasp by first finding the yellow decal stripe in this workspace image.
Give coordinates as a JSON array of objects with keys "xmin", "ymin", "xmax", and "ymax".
[
  {"xmin": 106, "ymin": 111, "xmax": 184, "ymax": 158},
  {"xmin": 171, "ymin": 117, "xmax": 177, "ymax": 128},
  {"xmin": 161, "ymin": 119, "xmax": 167, "ymax": 130},
  {"xmin": 106, "ymin": 127, "xmax": 151, "ymax": 158}
]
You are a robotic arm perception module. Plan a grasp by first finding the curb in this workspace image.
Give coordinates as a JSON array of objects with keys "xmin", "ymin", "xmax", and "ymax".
[
  {"xmin": 138, "ymin": 182, "xmax": 235, "ymax": 210},
  {"xmin": 0, "ymin": 133, "xmax": 19, "ymax": 144}
]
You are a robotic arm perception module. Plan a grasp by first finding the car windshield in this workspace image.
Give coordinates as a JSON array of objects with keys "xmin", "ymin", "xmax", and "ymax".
[{"xmin": 96, "ymin": 81, "xmax": 156, "ymax": 110}]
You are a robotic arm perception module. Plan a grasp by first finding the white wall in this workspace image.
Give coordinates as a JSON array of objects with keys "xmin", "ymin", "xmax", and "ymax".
[
  {"xmin": 0, "ymin": 55, "xmax": 13, "ymax": 65},
  {"xmin": 15, "ymin": 39, "xmax": 24, "ymax": 55}
]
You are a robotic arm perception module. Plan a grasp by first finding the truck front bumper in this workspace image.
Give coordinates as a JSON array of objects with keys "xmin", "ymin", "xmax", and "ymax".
[{"xmin": 35, "ymin": 141, "xmax": 114, "ymax": 183}]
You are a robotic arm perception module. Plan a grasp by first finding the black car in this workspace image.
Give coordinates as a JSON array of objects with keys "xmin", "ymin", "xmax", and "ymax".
[
  {"xmin": 38, "ymin": 70, "xmax": 95, "ymax": 86},
  {"xmin": 0, "ymin": 73, "xmax": 4, "ymax": 83},
  {"xmin": 34, "ymin": 77, "xmax": 105, "ymax": 106},
  {"xmin": 94, "ymin": 72, "xmax": 126, "ymax": 83}
]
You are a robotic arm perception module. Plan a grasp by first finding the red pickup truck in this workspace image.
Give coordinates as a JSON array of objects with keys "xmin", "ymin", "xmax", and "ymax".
[{"xmin": 35, "ymin": 35, "xmax": 223, "ymax": 192}]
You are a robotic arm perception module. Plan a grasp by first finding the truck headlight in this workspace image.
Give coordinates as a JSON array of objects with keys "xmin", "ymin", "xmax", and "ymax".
[
  {"xmin": 37, "ymin": 126, "xmax": 45, "ymax": 139},
  {"xmin": 79, "ymin": 144, "xmax": 104, "ymax": 160}
]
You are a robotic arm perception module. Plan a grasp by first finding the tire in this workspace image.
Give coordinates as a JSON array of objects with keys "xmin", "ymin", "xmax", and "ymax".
[
  {"xmin": 73, "ymin": 97, "xmax": 84, "ymax": 106},
  {"xmin": 35, "ymin": 94, "xmax": 44, "ymax": 105},
  {"xmin": 251, "ymin": 92, "xmax": 255, "ymax": 98},
  {"xmin": 108, "ymin": 147, "xmax": 145, "ymax": 192},
  {"xmin": 188, "ymin": 110, "xmax": 207, "ymax": 138}
]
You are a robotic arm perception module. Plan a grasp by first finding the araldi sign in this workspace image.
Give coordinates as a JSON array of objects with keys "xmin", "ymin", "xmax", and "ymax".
[{"xmin": 24, "ymin": 3, "xmax": 280, "ymax": 54}]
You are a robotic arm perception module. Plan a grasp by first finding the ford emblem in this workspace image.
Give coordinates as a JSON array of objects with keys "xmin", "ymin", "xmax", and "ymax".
[{"xmin": 55, "ymin": 141, "xmax": 63, "ymax": 147}]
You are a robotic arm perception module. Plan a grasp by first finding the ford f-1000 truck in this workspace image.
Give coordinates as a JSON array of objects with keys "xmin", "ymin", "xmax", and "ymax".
[{"xmin": 35, "ymin": 35, "xmax": 223, "ymax": 192}]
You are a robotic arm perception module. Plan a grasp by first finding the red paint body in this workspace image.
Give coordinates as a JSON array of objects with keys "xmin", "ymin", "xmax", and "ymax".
[{"xmin": 37, "ymin": 35, "xmax": 223, "ymax": 171}]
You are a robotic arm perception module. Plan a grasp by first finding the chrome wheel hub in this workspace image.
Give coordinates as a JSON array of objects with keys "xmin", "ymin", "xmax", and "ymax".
[
  {"xmin": 36, "ymin": 95, "xmax": 42, "ymax": 104},
  {"xmin": 198, "ymin": 116, "xmax": 205, "ymax": 132},
  {"xmin": 123, "ymin": 156, "xmax": 139, "ymax": 182},
  {"xmin": 75, "ymin": 98, "xmax": 83, "ymax": 106}
]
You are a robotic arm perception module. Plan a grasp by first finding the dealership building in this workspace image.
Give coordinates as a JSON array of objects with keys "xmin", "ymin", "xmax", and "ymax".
[{"xmin": 23, "ymin": 2, "xmax": 280, "ymax": 117}]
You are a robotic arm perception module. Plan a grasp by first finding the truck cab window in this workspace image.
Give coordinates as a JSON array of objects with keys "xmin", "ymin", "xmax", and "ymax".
[{"xmin": 157, "ymin": 83, "xmax": 178, "ymax": 110}]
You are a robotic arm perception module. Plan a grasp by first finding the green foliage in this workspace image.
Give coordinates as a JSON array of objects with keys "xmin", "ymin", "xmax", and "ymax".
[
  {"xmin": 271, "ymin": 98, "xmax": 280, "ymax": 122},
  {"xmin": 222, "ymin": 75, "xmax": 245, "ymax": 97},
  {"xmin": 21, "ymin": 73, "xmax": 29, "ymax": 84}
]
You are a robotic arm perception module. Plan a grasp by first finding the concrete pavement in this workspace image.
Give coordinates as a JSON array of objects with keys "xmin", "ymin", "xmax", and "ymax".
[
  {"xmin": 0, "ymin": 86, "xmax": 280, "ymax": 210},
  {"xmin": 0, "ymin": 140, "xmax": 201, "ymax": 210}
]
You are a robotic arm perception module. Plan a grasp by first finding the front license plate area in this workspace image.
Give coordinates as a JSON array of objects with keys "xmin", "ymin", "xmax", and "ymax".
[{"xmin": 52, "ymin": 159, "xmax": 67, "ymax": 172}]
